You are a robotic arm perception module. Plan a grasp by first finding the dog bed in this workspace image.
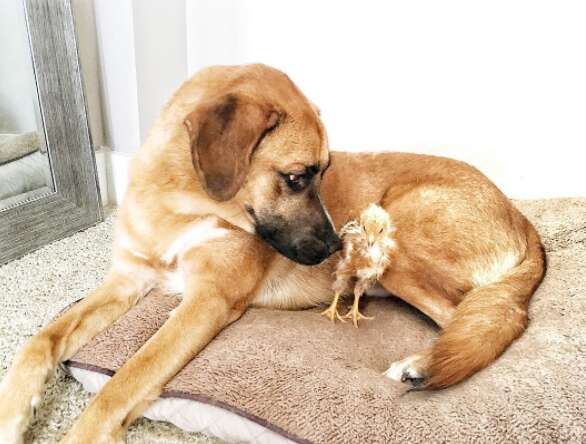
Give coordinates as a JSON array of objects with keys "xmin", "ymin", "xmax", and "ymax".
[{"xmin": 65, "ymin": 198, "xmax": 586, "ymax": 443}]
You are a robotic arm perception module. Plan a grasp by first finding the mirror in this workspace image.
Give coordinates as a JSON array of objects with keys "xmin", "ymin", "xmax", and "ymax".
[
  {"xmin": 0, "ymin": 0, "xmax": 54, "ymax": 211},
  {"xmin": 0, "ymin": 0, "xmax": 101, "ymax": 265}
]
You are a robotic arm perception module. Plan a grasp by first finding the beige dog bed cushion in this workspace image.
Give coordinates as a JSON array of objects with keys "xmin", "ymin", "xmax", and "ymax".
[{"xmin": 65, "ymin": 199, "xmax": 586, "ymax": 443}]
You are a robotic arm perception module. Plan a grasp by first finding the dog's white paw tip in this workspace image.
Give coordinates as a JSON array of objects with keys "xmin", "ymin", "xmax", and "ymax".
[
  {"xmin": 0, "ymin": 414, "xmax": 25, "ymax": 444},
  {"xmin": 384, "ymin": 356, "xmax": 425, "ymax": 386},
  {"xmin": 384, "ymin": 362, "xmax": 406, "ymax": 382}
]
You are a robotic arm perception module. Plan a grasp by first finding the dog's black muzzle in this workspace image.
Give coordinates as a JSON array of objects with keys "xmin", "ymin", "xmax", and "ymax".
[{"xmin": 254, "ymin": 213, "xmax": 342, "ymax": 266}]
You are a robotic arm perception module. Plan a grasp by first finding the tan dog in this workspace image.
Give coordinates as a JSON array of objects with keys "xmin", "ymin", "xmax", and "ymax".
[{"xmin": 0, "ymin": 64, "xmax": 545, "ymax": 443}]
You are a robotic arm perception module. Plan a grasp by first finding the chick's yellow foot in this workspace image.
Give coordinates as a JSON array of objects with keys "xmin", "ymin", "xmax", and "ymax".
[
  {"xmin": 320, "ymin": 298, "xmax": 346, "ymax": 323},
  {"xmin": 343, "ymin": 306, "xmax": 374, "ymax": 328}
]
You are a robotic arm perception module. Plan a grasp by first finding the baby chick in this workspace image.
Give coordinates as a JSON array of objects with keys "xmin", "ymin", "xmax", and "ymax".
[{"xmin": 321, "ymin": 203, "xmax": 396, "ymax": 327}]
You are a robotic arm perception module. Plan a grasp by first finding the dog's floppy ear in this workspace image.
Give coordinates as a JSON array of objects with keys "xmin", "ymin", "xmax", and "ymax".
[
  {"xmin": 309, "ymin": 101, "xmax": 321, "ymax": 117},
  {"xmin": 184, "ymin": 94, "xmax": 281, "ymax": 201}
]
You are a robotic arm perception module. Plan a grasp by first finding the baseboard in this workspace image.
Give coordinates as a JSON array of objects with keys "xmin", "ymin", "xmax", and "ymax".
[
  {"xmin": 95, "ymin": 147, "xmax": 132, "ymax": 207},
  {"xmin": 94, "ymin": 148, "xmax": 109, "ymax": 207}
]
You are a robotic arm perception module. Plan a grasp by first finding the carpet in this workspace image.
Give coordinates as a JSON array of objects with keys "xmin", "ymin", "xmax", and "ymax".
[{"xmin": 1, "ymin": 198, "xmax": 585, "ymax": 443}]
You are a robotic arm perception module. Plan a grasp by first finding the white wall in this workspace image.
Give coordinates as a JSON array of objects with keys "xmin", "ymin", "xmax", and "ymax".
[
  {"xmin": 133, "ymin": 0, "xmax": 187, "ymax": 142},
  {"xmin": 84, "ymin": 0, "xmax": 187, "ymax": 203},
  {"xmin": 72, "ymin": 0, "xmax": 105, "ymax": 148},
  {"xmin": 90, "ymin": 0, "xmax": 186, "ymax": 154},
  {"xmin": 76, "ymin": 0, "xmax": 585, "ymax": 201},
  {"xmin": 186, "ymin": 0, "xmax": 586, "ymax": 198},
  {"xmin": 93, "ymin": 0, "xmax": 140, "ymax": 153}
]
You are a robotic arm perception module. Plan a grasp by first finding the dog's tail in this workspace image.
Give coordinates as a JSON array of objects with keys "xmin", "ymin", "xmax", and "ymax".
[{"xmin": 425, "ymin": 221, "xmax": 545, "ymax": 389}]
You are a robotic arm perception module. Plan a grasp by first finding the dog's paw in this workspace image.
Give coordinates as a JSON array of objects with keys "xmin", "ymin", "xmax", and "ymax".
[
  {"xmin": 0, "ymin": 378, "xmax": 32, "ymax": 444},
  {"xmin": 384, "ymin": 354, "xmax": 426, "ymax": 387},
  {"xmin": 0, "ymin": 414, "xmax": 26, "ymax": 444}
]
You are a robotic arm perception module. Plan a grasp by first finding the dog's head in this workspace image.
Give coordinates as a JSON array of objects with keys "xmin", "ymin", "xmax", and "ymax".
[{"xmin": 183, "ymin": 68, "xmax": 341, "ymax": 265}]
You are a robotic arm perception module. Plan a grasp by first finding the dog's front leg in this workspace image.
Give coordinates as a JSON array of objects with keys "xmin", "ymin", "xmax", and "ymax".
[
  {"xmin": 0, "ymin": 267, "xmax": 153, "ymax": 444},
  {"xmin": 60, "ymin": 232, "xmax": 270, "ymax": 444},
  {"xmin": 60, "ymin": 292, "xmax": 236, "ymax": 444}
]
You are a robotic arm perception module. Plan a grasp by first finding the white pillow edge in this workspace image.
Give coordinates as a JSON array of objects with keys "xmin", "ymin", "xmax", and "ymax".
[{"xmin": 67, "ymin": 366, "xmax": 297, "ymax": 444}]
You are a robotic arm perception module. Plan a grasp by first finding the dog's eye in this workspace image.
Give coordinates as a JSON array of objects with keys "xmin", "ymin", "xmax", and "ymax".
[
  {"xmin": 281, "ymin": 172, "xmax": 308, "ymax": 192},
  {"xmin": 379, "ymin": 228, "xmax": 383, "ymax": 234}
]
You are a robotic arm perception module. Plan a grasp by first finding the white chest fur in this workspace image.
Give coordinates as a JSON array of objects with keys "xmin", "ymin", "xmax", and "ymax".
[
  {"xmin": 160, "ymin": 217, "xmax": 229, "ymax": 295},
  {"xmin": 161, "ymin": 217, "xmax": 229, "ymax": 264}
]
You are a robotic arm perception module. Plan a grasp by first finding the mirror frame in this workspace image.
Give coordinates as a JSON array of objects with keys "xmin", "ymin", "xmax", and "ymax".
[{"xmin": 0, "ymin": 0, "xmax": 102, "ymax": 265}]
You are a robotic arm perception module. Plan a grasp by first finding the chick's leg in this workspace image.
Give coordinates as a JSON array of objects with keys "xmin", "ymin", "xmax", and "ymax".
[
  {"xmin": 321, "ymin": 271, "xmax": 351, "ymax": 323},
  {"xmin": 344, "ymin": 280, "xmax": 374, "ymax": 328},
  {"xmin": 320, "ymin": 291, "xmax": 345, "ymax": 322}
]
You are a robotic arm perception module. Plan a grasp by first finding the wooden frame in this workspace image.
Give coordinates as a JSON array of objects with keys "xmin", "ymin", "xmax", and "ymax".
[{"xmin": 0, "ymin": 0, "xmax": 102, "ymax": 265}]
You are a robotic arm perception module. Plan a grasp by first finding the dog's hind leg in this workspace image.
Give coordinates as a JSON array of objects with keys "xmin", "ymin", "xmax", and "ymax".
[
  {"xmin": 0, "ymin": 256, "xmax": 155, "ymax": 444},
  {"xmin": 378, "ymin": 272, "xmax": 456, "ymax": 387},
  {"xmin": 380, "ymin": 270, "xmax": 457, "ymax": 329},
  {"xmin": 379, "ymin": 222, "xmax": 544, "ymax": 389}
]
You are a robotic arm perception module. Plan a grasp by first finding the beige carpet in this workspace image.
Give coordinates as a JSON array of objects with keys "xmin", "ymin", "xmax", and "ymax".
[{"xmin": 1, "ymin": 198, "xmax": 585, "ymax": 443}]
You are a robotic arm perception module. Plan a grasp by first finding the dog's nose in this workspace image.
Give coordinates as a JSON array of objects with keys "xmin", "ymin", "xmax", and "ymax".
[{"xmin": 328, "ymin": 235, "xmax": 342, "ymax": 255}]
